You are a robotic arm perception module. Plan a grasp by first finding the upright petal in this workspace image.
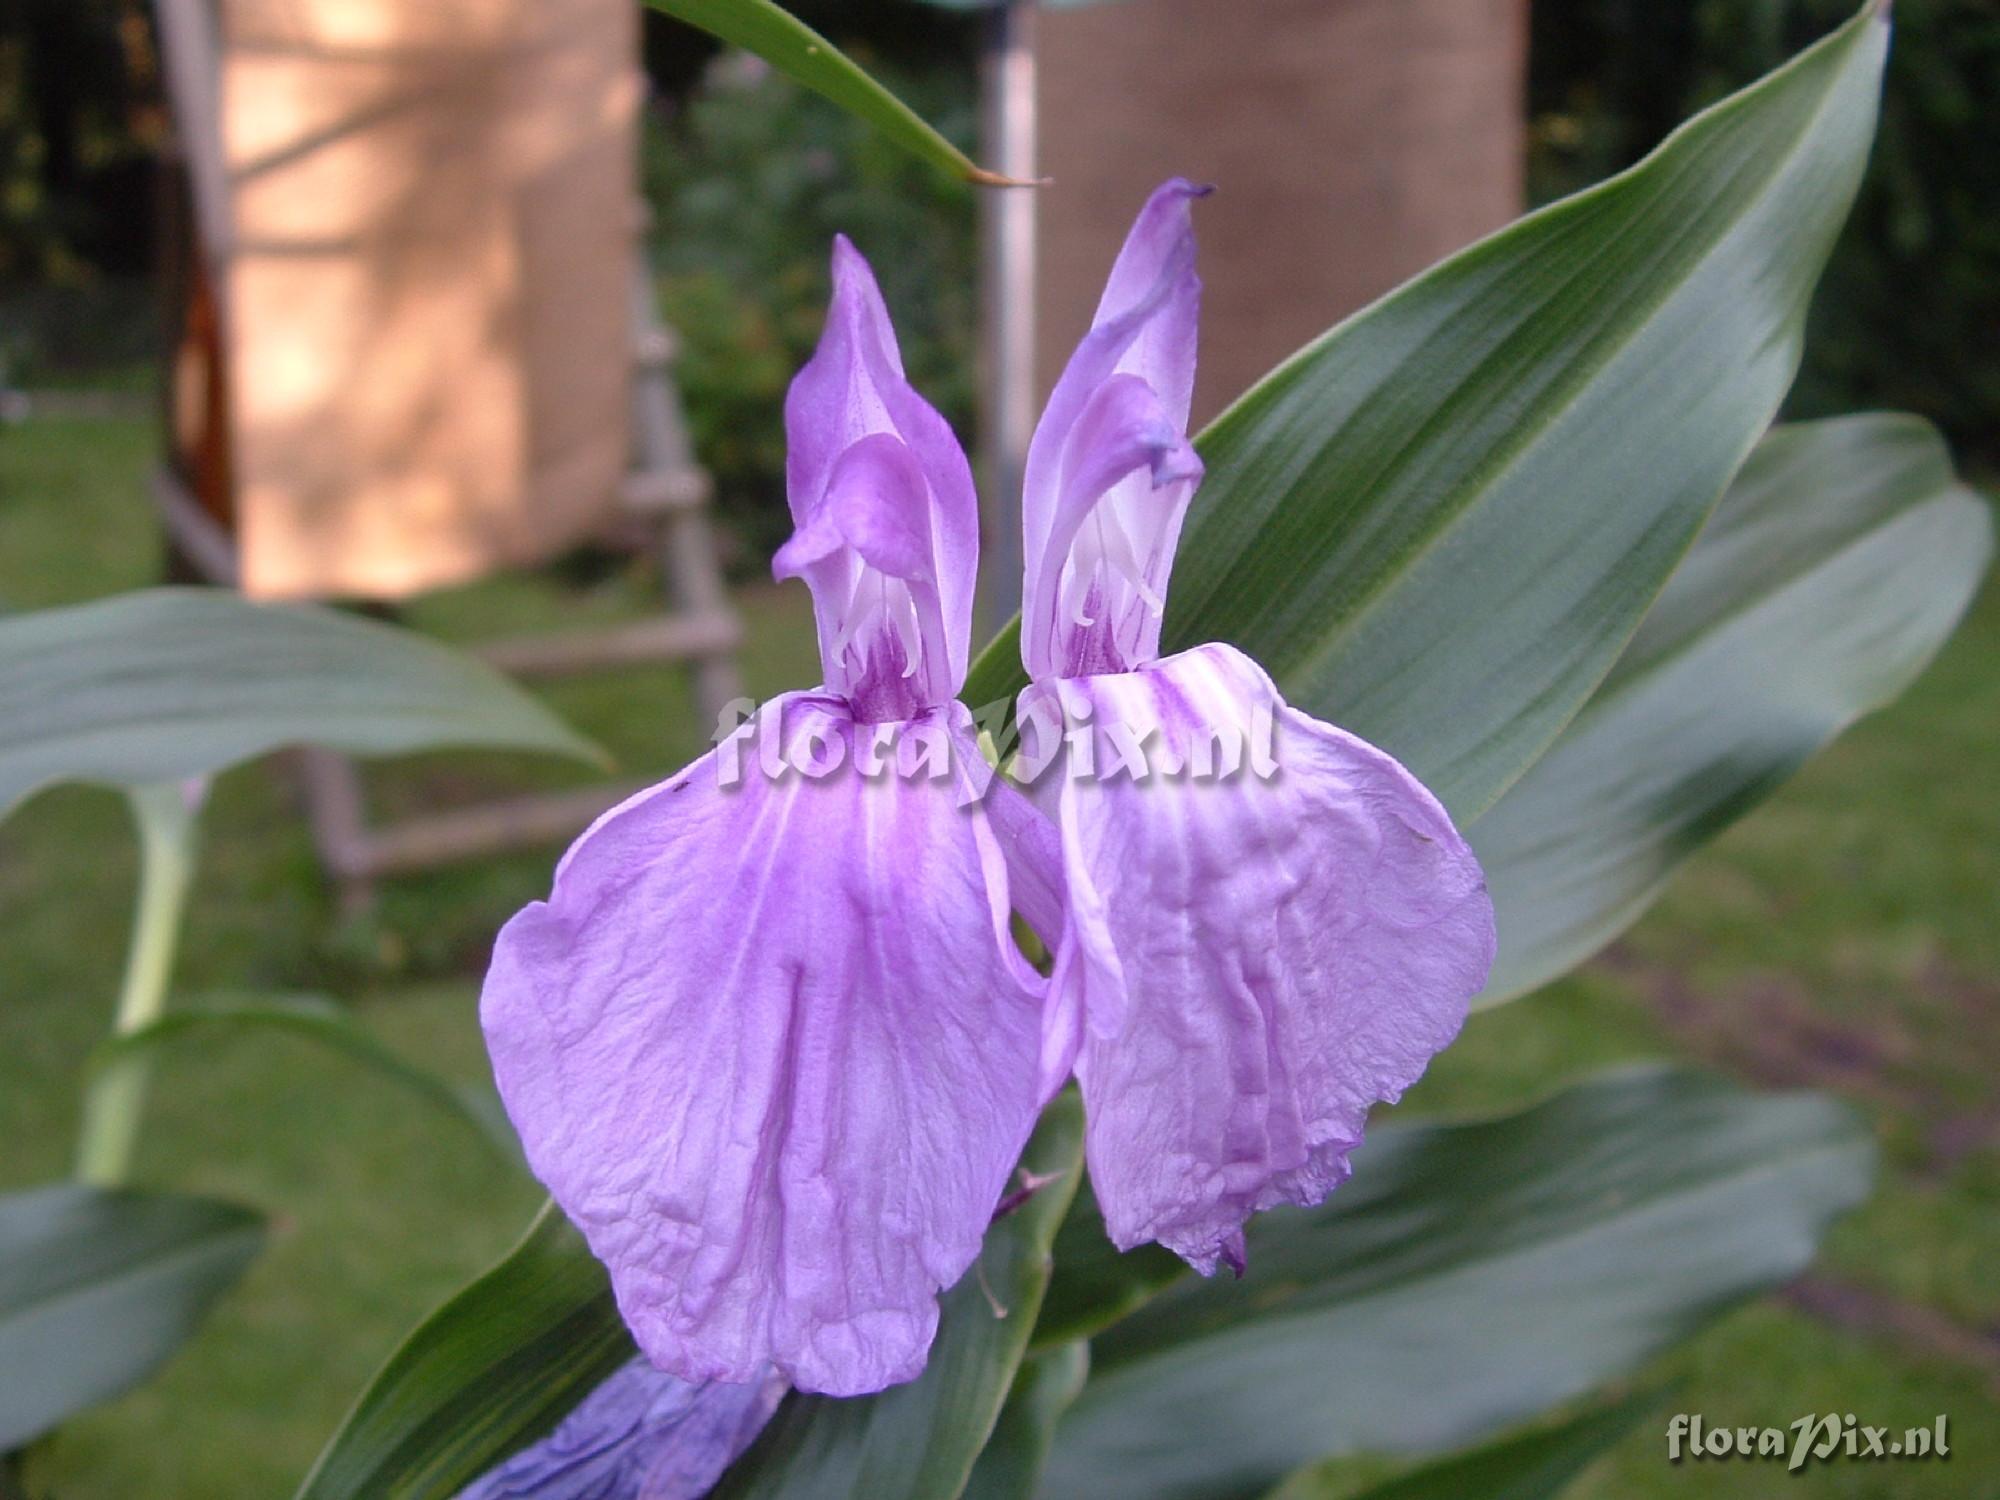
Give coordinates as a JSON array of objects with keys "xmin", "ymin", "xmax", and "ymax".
[
  {"xmin": 1019, "ymin": 644, "xmax": 1495, "ymax": 1273},
  {"xmin": 784, "ymin": 238, "xmax": 979, "ymax": 713},
  {"xmin": 774, "ymin": 432, "xmax": 948, "ymax": 722},
  {"xmin": 1022, "ymin": 180, "xmax": 1207, "ymax": 680},
  {"xmin": 482, "ymin": 696, "xmax": 1044, "ymax": 1396},
  {"xmin": 455, "ymin": 1358, "xmax": 784, "ymax": 1500}
]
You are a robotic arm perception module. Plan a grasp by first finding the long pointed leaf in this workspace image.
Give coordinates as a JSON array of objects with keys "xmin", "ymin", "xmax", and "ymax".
[
  {"xmin": 966, "ymin": 4, "xmax": 1888, "ymax": 823},
  {"xmin": 294, "ymin": 1205, "xmax": 634, "ymax": 1500},
  {"xmin": 960, "ymin": 1344, "xmax": 1090, "ymax": 1500},
  {"xmin": 1040, "ymin": 1068, "xmax": 1872, "ymax": 1500},
  {"xmin": 643, "ymin": 0, "xmax": 1021, "ymax": 185},
  {"xmin": 0, "ymin": 588, "xmax": 603, "ymax": 818},
  {"xmin": 1472, "ymin": 414, "xmax": 1991, "ymax": 1004},
  {"xmin": 1031, "ymin": 1178, "xmax": 1179, "ymax": 1352}
]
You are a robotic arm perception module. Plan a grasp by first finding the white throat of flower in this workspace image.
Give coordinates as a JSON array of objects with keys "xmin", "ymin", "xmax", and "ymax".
[
  {"xmin": 831, "ymin": 567, "xmax": 925, "ymax": 681},
  {"xmin": 1060, "ymin": 498, "xmax": 1164, "ymax": 633}
]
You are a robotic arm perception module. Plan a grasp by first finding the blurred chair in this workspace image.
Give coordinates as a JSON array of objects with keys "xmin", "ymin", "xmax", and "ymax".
[{"xmin": 150, "ymin": 0, "xmax": 741, "ymax": 908}]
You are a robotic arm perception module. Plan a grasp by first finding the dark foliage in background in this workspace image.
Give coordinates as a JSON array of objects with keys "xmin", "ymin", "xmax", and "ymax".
[
  {"xmin": 639, "ymin": 7, "xmax": 979, "ymax": 566},
  {"xmin": 0, "ymin": 0, "xmax": 165, "ymax": 383},
  {"xmin": 1530, "ymin": 0, "xmax": 2000, "ymax": 471},
  {"xmin": 1, "ymin": 0, "xmax": 1991, "ymax": 506},
  {"xmin": 0, "ymin": 0, "xmax": 160, "ymax": 284}
]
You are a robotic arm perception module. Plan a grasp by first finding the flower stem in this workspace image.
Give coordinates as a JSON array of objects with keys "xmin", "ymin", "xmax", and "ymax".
[{"xmin": 75, "ymin": 782, "xmax": 202, "ymax": 1186}]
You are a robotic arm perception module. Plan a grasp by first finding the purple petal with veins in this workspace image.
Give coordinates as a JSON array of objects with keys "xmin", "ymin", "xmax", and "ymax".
[
  {"xmin": 1019, "ymin": 644, "xmax": 1495, "ymax": 1274},
  {"xmin": 482, "ymin": 697, "xmax": 1045, "ymax": 1396}
]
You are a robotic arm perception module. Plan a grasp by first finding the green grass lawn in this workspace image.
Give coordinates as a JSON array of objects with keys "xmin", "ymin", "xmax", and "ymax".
[{"xmin": 2, "ymin": 414, "xmax": 1995, "ymax": 1497}]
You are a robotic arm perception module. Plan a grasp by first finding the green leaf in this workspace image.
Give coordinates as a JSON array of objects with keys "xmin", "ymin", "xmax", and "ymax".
[
  {"xmin": 87, "ymin": 994, "xmax": 522, "ymax": 1163},
  {"xmin": 0, "ymin": 587, "xmax": 604, "ymax": 819},
  {"xmin": 1312, "ymin": 1392, "xmax": 1662, "ymax": 1500},
  {"xmin": 1471, "ymin": 414, "xmax": 1992, "ymax": 1005},
  {"xmin": 713, "ymin": 1093, "xmax": 1083, "ymax": 1499},
  {"xmin": 0, "ymin": 1184, "xmax": 264, "ymax": 1448},
  {"xmin": 966, "ymin": 3, "xmax": 1888, "ymax": 821},
  {"xmin": 642, "ymin": 0, "xmax": 1022, "ymax": 186},
  {"xmin": 299, "ymin": 1097, "xmax": 1083, "ymax": 1500},
  {"xmin": 1031, "ymin": 1178, "xmax": 1180, "ymax": 1351},
  {"xmin": 295, "ymin": 1204, "xmax": 635, "ymax": 1500},
  {"xmin": 1039, "ymin": 1068, "xmax": 1872, "ymax": 1500},
  {"xmin": 960, "ymin": 1344, "xmax": 1090, "ymax": 1500}
]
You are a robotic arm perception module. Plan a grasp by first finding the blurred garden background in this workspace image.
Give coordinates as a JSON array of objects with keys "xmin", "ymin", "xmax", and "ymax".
[{"xmin": 2, "ymin": 1, "xmax": 1997, "ymax": 1495}]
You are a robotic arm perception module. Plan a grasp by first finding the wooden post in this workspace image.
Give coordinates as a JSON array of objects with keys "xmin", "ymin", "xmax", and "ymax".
[
  {"xmin": 147, "ymin": 1, "xmax": 746, "ymax": 904},
  {"xmin": 1036, "ymin": 0, "xmax": 1530, "ymax": 426}
]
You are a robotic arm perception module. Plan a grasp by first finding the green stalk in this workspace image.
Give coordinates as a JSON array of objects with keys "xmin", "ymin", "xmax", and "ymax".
[{"xmin": 75, "ymin": 781, "xmax": 202, "ymax": 1186}]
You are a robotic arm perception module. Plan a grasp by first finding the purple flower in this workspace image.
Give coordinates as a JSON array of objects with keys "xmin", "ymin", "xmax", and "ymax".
[
  {"xmin": 1014, "ymin": 180, "xmax": 1498, "ymax": 1275},
  {"xmin": 481, "ymin": 241, "xmax": 1048, "ymax": 1397},
  {"xmin": 455, "ymin": 1358, "xmax": 783, "ymax": 1500},
  {"xmin": 482, "ymin": 185, "xmax": 1496, "ymax": 1404}
]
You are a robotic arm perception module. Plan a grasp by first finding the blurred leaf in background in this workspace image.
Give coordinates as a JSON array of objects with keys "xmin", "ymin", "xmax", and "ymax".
[{"xmin": 0, "ymin": 1185, "xmax": 264, "ymax": 1451}]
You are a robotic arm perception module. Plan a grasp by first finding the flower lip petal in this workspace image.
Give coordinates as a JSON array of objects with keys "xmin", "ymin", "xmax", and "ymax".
[
  {"xmin": 1034, "ymin": 644, "xmax": 1496, "ymax": 1272},
  {"xmin": 482, "ymin": 695, "xmax": 1045, "ymax": 1396}
]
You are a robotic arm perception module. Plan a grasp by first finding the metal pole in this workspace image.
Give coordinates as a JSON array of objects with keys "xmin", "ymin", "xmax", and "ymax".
[
  {"xmin": 977, "ymin": 0, "xmax": 1038, "ymax": 637},
  {"xmin": 152, "ymin": 0, "xmax": 232, "ymax": 295}
]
